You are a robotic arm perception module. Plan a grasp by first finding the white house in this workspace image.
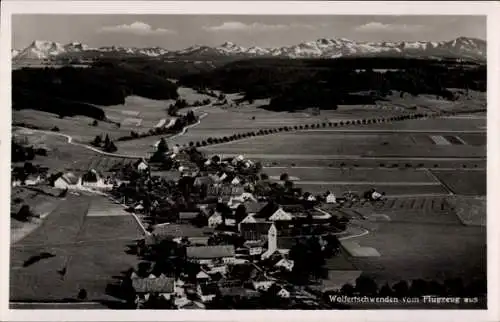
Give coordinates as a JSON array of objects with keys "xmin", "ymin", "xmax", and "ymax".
[
  {"xmin": 54, "ymin": 172, "xmax": 81, "ymax": 189},
  {"xmin": 307, "ymin": 195, "xmax": 317, "ymax": 202},
  {"xmin": 137, "ymin": 160, "xmax": 149, "ymax": 172},
  {"xmin": 326, "ymin": 192, "xmax": 337, "ymax": 204},
  {"xmin": 277, "ymin": 287, "xmax": 291, "ymax": 298},
  {"xmin": 275, "ymin": 258, "xmax": 294, "ymax": 272},
  {"xmin": 231, "ymin": 177, "xmax": 241, "ymax": 186},
  {"xmin": 371, "ymin": 191, "xmax": 383, "ymax": 201},
  {"xmin": 208, "ymin": 212, "xmax": 235, "ymax": 228},
  {"xmin": 172, "ymin": 145, "xmax": 180, "ymax": 154},
  {"xmin": 81, "ymin": 169, "xmax": 113, "ymax": 191},
  {"xmin": 268, "ymin": 208, "xmax": 293, "ymax": 221}
]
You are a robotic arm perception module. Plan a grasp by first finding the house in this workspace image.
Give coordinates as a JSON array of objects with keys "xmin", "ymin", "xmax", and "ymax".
[
  {"xmin": 326, "ymin": 192, "xmax": 337, "ymax": 204},
  {"xmin": 132, "ymin": 276, "xmax": 176, "ymax": 300},
  {"xmin": 81, "ymin": 169, "xmax": 113, "ymax": 190},
  {"xmin": 53, "ymin": 172, "xmax": 81, "ymax": 189},
  {"xmin": 197, "ymin": 283, "xmax": 218, "ymax": 303},
  {"xmin": 137, "ymin": 159, "xmax": 149, "ymax": 172},
  {"xmin": 306, "ymin": 195, "xmax": 317, "ymax": 202},
  {"xmin": 134, "ymin": 203, "xmax": 145, "ymax": 213},
  {"xmin": 208, "ymin": 212, "xmax": 236, "ymax": 228},
  {"xmin": 186, "ymin": 245, "xmax": 236, "ymax": 265},
  {"xmin": 275, "ymin": 258, "xmax": 294, "ymax": 272},
  {"xmin": 196, "ymin": 270, "xmax": 211, "ymax": 283},
  {"xmin": 268, "ymin": 208, "xmax": 293, "ymax": 221},
  {"xmin": 252, "ymin": 274, "xmax": 275, "ymax": 291},
  {"xmin": 231, "ymin": 177, "xmax": 241, "ymax": 186},
  {"xmin": 243, "ymin": 240, "xmax": 265, "ymax": 256},
  {"xmin": 267, "ymin": 284, "xmax": 291, "ymax": 298},
  {"xmin": 239, "ymin": 222, "xmax": 273, "ymax": 241}
]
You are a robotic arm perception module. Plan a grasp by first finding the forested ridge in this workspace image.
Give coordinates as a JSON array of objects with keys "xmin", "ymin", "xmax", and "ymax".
[
  {"xmin": 12, "ymin": 62, "xmax": 179, "ymax": 119},
  {"xmin": 178, "ymin": 57, "xmax": 486, "ymax": 111}
]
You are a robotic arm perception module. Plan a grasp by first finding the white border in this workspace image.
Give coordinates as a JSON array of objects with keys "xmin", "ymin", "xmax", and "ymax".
[{"xmin": 1, "ymin": 1, "xmax": 499, "ymax": 322}]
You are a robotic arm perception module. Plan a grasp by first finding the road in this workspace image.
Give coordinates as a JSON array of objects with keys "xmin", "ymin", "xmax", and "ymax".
[{"xmin": 217, "ymin": 153, "xmax": 485, "ymax": 161}]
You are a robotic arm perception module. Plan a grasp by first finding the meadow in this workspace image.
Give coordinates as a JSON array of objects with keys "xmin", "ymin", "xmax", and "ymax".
[
  {"xmin": 432, "ymin": 170, "xmax": 487, "ymax": 196},
  {"xmin": 346, "ymin": 221, "xmax": 486, "ymax": 286},
  {"xmin": 10, "ymin": 195, "xmax": 143, "ymax": 302}
]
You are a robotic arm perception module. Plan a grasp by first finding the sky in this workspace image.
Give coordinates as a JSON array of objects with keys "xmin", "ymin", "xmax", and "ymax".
[{"xmin": 12, "ymin": 15, "xmax": 486, "ymax": 50}]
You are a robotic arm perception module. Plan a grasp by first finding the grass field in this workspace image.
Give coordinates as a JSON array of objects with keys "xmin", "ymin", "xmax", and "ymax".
[
  {"xmin": 295, "ymin": 183, "xmax": 449, "ymax": 196},
  {"xmin": 446, "ymin": 196, "xmax": 486, "ymax": 226},
  {"xmin": 10, "ymin": 195, "xmax": 143, "ymax": 302},
  {"xmin": 346, "ymin": 221, "xmax": 486, "ymax": 285},
  {"xmin": 432, "ymin": 170, "xmax": 487, "ymax": 196},
  {"xmin": 201, "ymin": 131, "xmax": 486, "ymax": 158},
  {"xmin": 263, "ymin": 167, "xmax": 438, "ymax": 183}
]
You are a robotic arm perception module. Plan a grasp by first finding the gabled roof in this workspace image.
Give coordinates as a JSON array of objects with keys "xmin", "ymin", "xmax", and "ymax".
[
  {"xmin": 255, "ymin": 201, "xmax": 281, "ymax": 219},
  {"xmin": 244, "ymin": 201, "xmax": 267, "ymax": 214},
  {"xmin": 269, "ymin": 208, "xmax": 293, "ymax": 221},
  {"xmin": 186, "ymin": 245, "xmax": 235, "ymax": 259},
  {"xmin": 58, "ymin": 172, "xmax": 79, "ymax": 185},
  {"xmin": 132, "ymin": 277, "xmax": 175, "ymax": 293}
]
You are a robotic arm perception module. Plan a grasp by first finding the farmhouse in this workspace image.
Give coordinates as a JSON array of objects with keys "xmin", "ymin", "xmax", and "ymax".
[
  {"xmin": 186, "ymin": 245, "xmax": 236, "ymax": 265},
  {"xmin": 252, "ymin": 274, "xmax": 275, "ymax": 291},
  {"xmin": 275, "ymin": 258, "xmax": 295, "ymax": 272},
  {"xmin": 53, "ymin": 172, "xmax": 81, "ymax": 189},
  {"xmin": 326, "ymin": 192, "xmax": 337, "ymax": 204},
  {"xmin": 81, "ymin": 169, "xmax": 113, "ymax": 190},
  {"xmin": 131, "ymin": 276, "xmax": 176, "ymax": 300},
  {"xmin": 208, "ymin": 211, "xmax": 236, "ymax": 228},
  {"xmin": 197, "ymin": 283, "xmax": 218, "ymax": 303},
  {"xmin": 136, "ymin": 159, "xmax": 149, "ymax": 172},
  {"xmin": 268, "ymin": 208, "xmax": 293, "ymax": 221}
]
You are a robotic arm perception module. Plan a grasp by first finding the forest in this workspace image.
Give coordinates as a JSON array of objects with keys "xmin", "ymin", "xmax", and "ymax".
[
  {"xmin": 178, "ymin": 57, "xmax": 486, "ymax": 111},
  {"xmin": 12, "ymin": 62, "xmax": 179, "ymax": 119}
]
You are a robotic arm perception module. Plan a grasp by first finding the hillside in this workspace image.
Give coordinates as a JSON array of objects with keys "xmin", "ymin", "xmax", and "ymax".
[{"xmin": 12, "ymin": 63, "xmax": 179, "ymax": 119}]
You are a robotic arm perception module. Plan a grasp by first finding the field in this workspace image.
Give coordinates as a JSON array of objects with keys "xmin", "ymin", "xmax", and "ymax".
[
  {"xmin": 10, "ymin": 194, "xmax": 144, "ymax": 303},
  {"xmin": 263, "ymin": 167, "xmax": 438, "ymax": 183},
  {"xmin": 295, "ymin": 183, "xmax": 449, "ymax": 196},
  {"xmin": 13, "ymin": 87, "xmax": 215, "ymax": 146},
  {"xmin": 201, "ymin": 131, "xmax": 486, "ymax": 158},
  {"xmin": 432, "ymin": 170, "xmax": 487, "ymax": 195},
  {"xmin": 319, "ymin": 193, "xmax": 486, "ymax": 287},
  {"xmin": 345, "ymin": 221, "xmax": 486, "ymax": 285}
]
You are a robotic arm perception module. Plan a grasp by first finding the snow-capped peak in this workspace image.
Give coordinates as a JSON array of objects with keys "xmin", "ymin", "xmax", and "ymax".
[{"xmin": 12, "ymin": 36, "xmax": 486, "ymax": 62}]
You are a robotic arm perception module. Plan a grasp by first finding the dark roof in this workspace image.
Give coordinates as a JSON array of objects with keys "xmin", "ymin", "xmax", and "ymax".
[
  {"xmin": 132, "ymin": 277, "xmax": 175, "ymax": 293},
  {"xmin": 208, "ymin": 185, "xmax": 245, "ymax": 197},
  {"xmin": 194, "ymin": 176, "xmax": 213, "ymax": 186},
  {"xmin": 179, "ymin": 212, "xmax": 199, "ymax": 220},
  {"xmin": 219, "ymin": 287, "xmax": 260, "ymax": 298},
  {"xmin": 240, "ymin": 222, "xmax": 273, "ymax": 241},
  {"xmin": 244, "ymin": 201, "xmax": 268, "ymax": 214},
  {"xmin": 186, "ymin": 245, "xmax": 235, "ymax": 259},
  {"xmin": 199, "ymin": 283, "xmax": 218, "ymax": 295},
  {"xmin": 255, "ymin": 201, "xmax": 280, "ymax": 219}
]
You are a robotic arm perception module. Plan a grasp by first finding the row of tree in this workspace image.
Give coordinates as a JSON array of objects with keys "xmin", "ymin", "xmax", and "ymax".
[{"xmin": 91, "ymin": 134, "xmax": 118, "ymax": 153}]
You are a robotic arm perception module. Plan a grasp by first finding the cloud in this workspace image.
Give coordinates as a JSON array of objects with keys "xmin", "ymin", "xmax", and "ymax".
[
  {"xmin": 98, "ymin": 21, "xmax": 175, "ymax": 35},
  {"xmin": 355, "ymin": 22, "xmax": 427, "ymax": 33},
  {"xmin": 203, "ymin": 21, "xmax": 315, "ymax": 32}
]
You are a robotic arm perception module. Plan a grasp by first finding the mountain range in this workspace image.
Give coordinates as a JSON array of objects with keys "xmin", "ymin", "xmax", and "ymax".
[{"xmin": 12, "ymin": 37, "xmax": 486, "ymax": 62}]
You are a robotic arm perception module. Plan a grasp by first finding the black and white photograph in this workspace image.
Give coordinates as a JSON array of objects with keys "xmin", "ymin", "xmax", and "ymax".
[{"xmin": 1, "ymin": 1, "xmax": 499, "ymax": 321}]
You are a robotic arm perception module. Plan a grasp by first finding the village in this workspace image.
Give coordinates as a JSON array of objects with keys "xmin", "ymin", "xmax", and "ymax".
[{"xmin": 11, "ymin": 137, "xmax": 389, "ymax": 309}]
